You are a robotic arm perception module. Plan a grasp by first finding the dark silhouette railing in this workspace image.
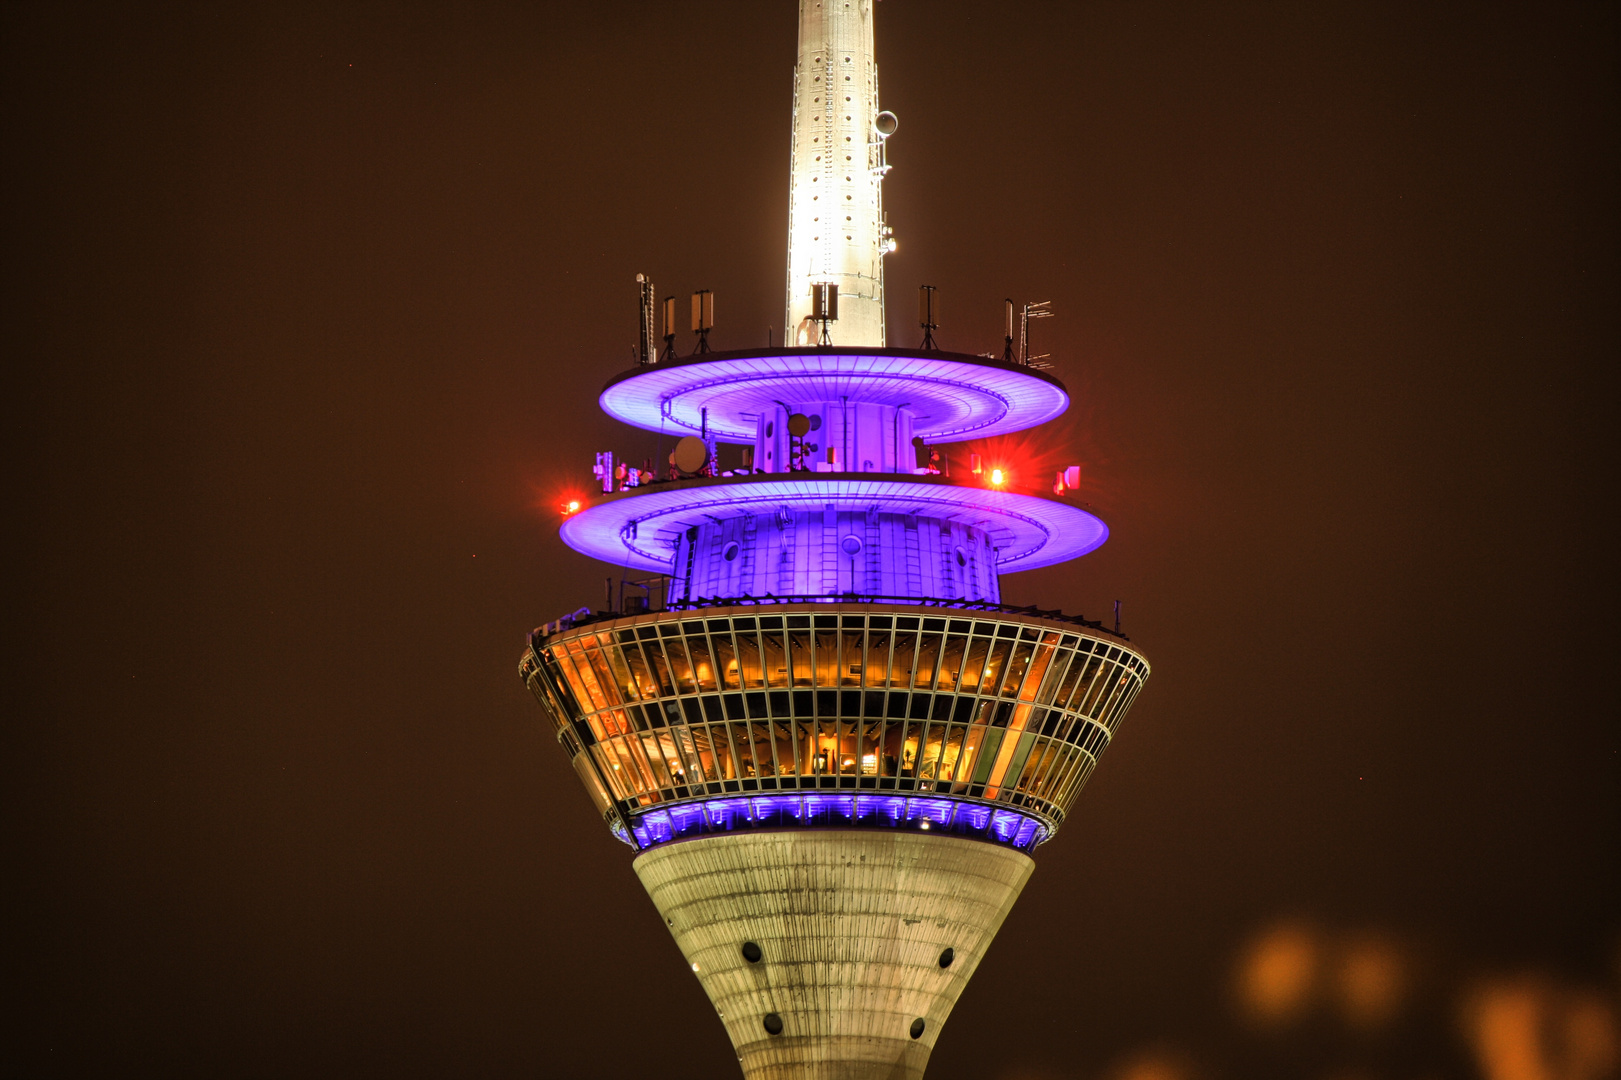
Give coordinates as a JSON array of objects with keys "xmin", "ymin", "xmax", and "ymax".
[{"xmin": 533, "ymin": 593, "xmax": 1129, "ymax": 643}]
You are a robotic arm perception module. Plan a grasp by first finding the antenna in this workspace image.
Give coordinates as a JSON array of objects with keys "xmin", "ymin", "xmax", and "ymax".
[
  {"xmin": 1019, "ymin": 300, "xmax": 1053, "ymax": 367},
  {"xmin": 918, "ymin": 285, "xmax": 939, "ymax": 350},
  {"xmin": 1113, "ymin": 600, "xmax": 1122, "ymax": 634},
  {"xmin": 691, "ymin": 290, "xmax": 714, "ymax": 353},
  {"xmin": 636, "ymin": 274, "xmax": 656, "ymax": 366},
  {"xmin": 1003, "ymin": 299, "xmax": 1016, "ymax": 362},
  {"xmin": 672, "ymin": 435, "xmax": 710, "ymax": 475},
  {"xmin": 787, "ymin": 412, "xmax": 812, "ymax": 471},
  {"xmin": 810, "ymin": 282, "xmax": 838, "ymax": 345},
  {"xmin": 661, "ymin": 296, "xmax": 678, "ymax": 361}
]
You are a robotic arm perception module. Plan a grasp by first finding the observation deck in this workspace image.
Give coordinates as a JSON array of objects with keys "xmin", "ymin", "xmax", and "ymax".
[
  {"xmin": 538, "ymin": 342, "xmax": 1145, "ymax": 852},
  {"xmin": 567, "ymin": 346, "xmax": 1106, "ymax": 606},
  {"xmin": 522, "ymin": 602, "xmax": 1149, "ymax": 852}
]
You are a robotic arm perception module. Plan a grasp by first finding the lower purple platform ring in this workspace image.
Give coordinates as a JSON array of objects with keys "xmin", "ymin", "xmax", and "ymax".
[{"xmin": 620, "ymin": 793, "xmax": 1050, "ymax": 853}]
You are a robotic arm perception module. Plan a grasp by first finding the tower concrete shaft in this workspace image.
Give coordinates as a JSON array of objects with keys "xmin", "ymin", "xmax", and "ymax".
[
  {"xmin": 636, "ymin": 831, "xmax": 1033, "ymax": 1080},
  {"xmin": 786, "ymin": 0, "xmax": 887, "ymax": 346}
]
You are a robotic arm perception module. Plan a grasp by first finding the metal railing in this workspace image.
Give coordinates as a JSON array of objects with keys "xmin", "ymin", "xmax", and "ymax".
[{"xmin": 533, "ymin": 593, "xmax": 1128, "ymax": 643}]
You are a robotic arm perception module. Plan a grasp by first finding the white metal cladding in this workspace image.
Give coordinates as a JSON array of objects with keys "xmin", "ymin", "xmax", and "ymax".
[
  {"xmin": 520, "ymin": 606, "xmax": 1151, "ymax": 841},
  {"xmin": 672, "ymin": 511, "xmax": 1000, "ymax": 605},
  {"xmin": 597, "ymin": 349, "xmax": 1070, "ymax": 443},
  {"xmin": 787, "ymin": 0, "xmax": 885, "ymax": 346},
  {"xmin": 752, "ymin": 399, "xmax": 918, "ymax": 474}
]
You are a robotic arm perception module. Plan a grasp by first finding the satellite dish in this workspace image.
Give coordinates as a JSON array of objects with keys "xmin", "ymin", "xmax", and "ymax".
[
  {"xmin": 875, "ymin": 111, "xmax": 899, "ymax": 137},
  {"xmin": 673, "ymin": 435, "xmax": 709, "ymax": 474},
  {"xmin": 787, "ymin": 413, "xmax": 811, "ymax": 438}
]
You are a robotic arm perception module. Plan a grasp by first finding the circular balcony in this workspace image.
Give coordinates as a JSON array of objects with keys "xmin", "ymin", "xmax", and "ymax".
[
  {"xmin": 520, "ymin": 603, "xmax": 1150, "ymax": 852},
  {"xmin": 598, "ymin": 347, "xmax": 1071, "ymax": 444}
]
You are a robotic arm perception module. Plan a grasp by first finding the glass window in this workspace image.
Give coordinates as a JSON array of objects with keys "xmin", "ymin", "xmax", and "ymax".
[
  {"xmin": 914, "ymin": 633, "xmax": 942, "ymax": 691},
  {"xmin": 941, "ymin": 725, "xmax": 970, "ymax": 783},
  {"xmin": 834, "ymin": 719, "xmax": 858, "ymax": 775},
  {"xmin": 687, "ymin": 634, "xmax": 719, "ymax": 692},
  {"xmin": 841, "ymin": 628, "xmax": 864, "ymax": 686},
  {"xmin": 864, "ymin": 629, "xmax": 891, "ymax": 688},
  {"xmin": 814, "ymin": 628, "xmax": 839, "ymax": 686},
  {"xmin": 622, "ymin": 643, "xmax": 657, "ymax": 700},
  {"xmin": 585, "ymin": 646, "xmax": 626, "ymax": 709},
  {"xmin": 1062, "ymin": 656, "xmax": 1103, "ymax": 714},
  {"xmin": 1035, "ymin": 647, "xmax": 1074, "ymax": 705},
  {"xmin": 539, "ymin": 651, "xmax": 584, "ymax": 720},
  {"xmin": 708, "ymin": 723, "xmax": 738, "ymax": 780},
  {"xmin": 937, "ymin": 634, "xmax": 967, "ymax": 691},
  {"xmin": 762, "ymin": 630, "xmax": 789, "ymax": 688},
  {"xmin": 1025, "ymin": 742, "xmax": 1073, "ymax": 801},
  {"xmin": 1080, "ymin": 661, "xmax": 1121, "ymax": 718},
  {"xmin": 713, "ymin": 631, "xmax": 740, "ymax": 691},
  {"xmin": 639, "ymin": 732, "xmax": 677, "ymax": 788},
  {"xmin": 980, "ymin": 638, "xmax": 1014, "ymax": 697},
  {"xmin": 998, "ymin": 640, "xmax": 1033, "ymax": 697},
  {"xmin": 959, "ymin": 637, "xmax": 991, "ymax": 693},
  {"xmin": 735, "ymin": 629, "xmax": 765, "ymax": 688},
  {"xmin": 794, "ymin": 718, "xmax": 817, "ymax": 774},
  {"xmin": 665, "ymin": 727, "xmax": 699, "ymax": 786},
  {"xmin": 664, "ymin": 636, "xmax": 698, "ymax": 695},
  {"xmin": 639, "ymin": 640, "xmax": 676, "ymax": 697},
  {"xmin": 561, "ymin": 640, "xmax": 611, "ymax": 712},
  {"xmin": 890, "ymin": 631, "xmax": 916, "ymax": 689},
  {"xmin": 787, "ymin": 630, "xmax": 812, "ymax": 686},
  {"xmin": 691, "ymin": 723, "xmax": 720, "ymax": 783},
  {"xmin": 967, "ymin": 728, "xmax": 1003, "ymax": 786},
  {"xmin": 730, "ymin": 722, "xmax": 759, "ymax": 778},
  {"xmin": 600, "ymin": 638, "xmax": 639, "ymax": 702}
]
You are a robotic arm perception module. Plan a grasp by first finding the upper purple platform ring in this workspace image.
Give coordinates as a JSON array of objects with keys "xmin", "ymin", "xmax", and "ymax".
[{"xmin": 599, "ymin": 347, "xmax": 1070, "ymax": 444}]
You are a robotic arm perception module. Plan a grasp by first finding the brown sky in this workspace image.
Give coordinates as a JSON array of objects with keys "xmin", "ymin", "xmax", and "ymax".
[{"xmin": 5, "ymin": 2, "xmax": 1616, "ymax": 1076}]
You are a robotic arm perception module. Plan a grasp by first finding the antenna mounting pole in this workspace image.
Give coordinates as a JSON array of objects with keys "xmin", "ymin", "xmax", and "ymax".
[{"xmin": 918, "ymin": 285, "xmax": 939, "ymax": 350}]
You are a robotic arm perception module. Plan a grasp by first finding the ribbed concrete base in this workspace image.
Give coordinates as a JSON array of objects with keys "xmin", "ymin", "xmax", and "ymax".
[{"xmin": 633, "ymin": 831, "xmax": 1035, "ymax": 1080}]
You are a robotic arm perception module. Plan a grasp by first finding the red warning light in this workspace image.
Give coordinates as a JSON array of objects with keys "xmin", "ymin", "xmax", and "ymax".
[
  {"xmin": 989, "ymin": 467, "xmax": 1006, "ymax": 487},
  {"xmin": 561, "ymin": 499, "xmax": 582, "ymax": 516}
]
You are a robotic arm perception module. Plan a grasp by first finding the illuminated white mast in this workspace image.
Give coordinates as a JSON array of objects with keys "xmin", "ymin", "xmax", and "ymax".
[{"xmin": 785, "ymin": 0, "xmax": 894, "ymax": 346}]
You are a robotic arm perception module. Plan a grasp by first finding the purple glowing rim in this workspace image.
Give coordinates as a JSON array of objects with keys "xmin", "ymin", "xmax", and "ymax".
[
  {"xmin": 559, "ymin": 474, "xmax": 1110, "ymax": 574},
  {"xmin": 598, "ymin": 347, "xmax": 1071, "ymax": 444},
  {"xmin": 620, "ymin": 793, "xmax": 1050, "ymax": 853}
]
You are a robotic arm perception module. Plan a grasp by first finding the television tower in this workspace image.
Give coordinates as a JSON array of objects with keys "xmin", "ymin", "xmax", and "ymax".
[{"xmin": 520, "ymin": 4, "xmax": 1151, "ymax": 1078}]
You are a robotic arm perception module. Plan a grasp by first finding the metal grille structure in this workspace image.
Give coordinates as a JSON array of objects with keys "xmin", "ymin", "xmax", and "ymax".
[{"xmin": 522, "ymin": 605, "xmax": 1148, "ymax": 848}]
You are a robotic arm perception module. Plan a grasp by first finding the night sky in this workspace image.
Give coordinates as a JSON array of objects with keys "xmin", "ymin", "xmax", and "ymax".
[{"xmin": 5, "ymin": 3, "xmax": 1617, "ymax": 1077}]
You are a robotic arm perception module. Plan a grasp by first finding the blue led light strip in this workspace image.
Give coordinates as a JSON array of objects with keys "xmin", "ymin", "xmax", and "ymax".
[{"xmin": 624, "ymin": 793, "xmax": 1049, "ymax": 853}]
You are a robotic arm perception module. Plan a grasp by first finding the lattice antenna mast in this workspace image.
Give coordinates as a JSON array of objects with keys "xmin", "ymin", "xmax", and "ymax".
[
  {"xmin": 1020, "ymin": 300, "xmax": 1053, "ymax": 367},
  {"xmin": 636, "ymin": 274, "xmax": 656, "ymax": 366}
]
